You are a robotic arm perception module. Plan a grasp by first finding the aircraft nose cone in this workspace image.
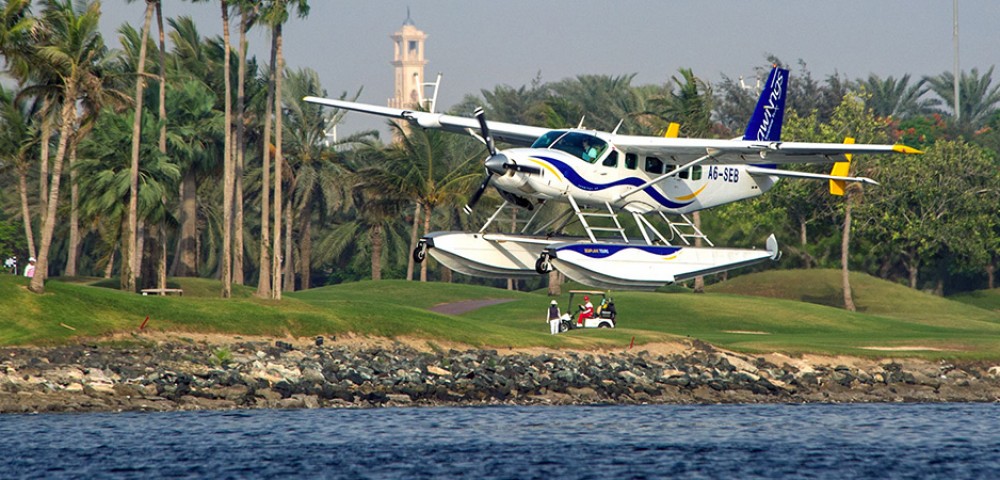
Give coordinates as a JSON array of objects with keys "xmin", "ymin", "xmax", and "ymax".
[{"xmin": 484, "ymin": 153, "xmax": 508, "ymax": 175}]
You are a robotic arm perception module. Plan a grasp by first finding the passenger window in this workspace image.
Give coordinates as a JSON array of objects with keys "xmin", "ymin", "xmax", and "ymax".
[
  {"xmin": 678, "ymin": 168, "xmax": 689, "ymax": 179},
  {"xmin": 644, "ymin": 156, "xmax": 664, "ymax": 175},
  {"xmin": 691, "ymin": 166, "xmax": 702, "ymax": 181},
  {"xmin": 625, "ymin": 153, "xmax": 638, "ymax": 170},
  {"xmin": 602, "ymin": 151, "xmax": 618, "ymax": 167}
]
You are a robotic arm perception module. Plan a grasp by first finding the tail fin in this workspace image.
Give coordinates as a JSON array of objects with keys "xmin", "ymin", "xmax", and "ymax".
[
  {"xmin": 829, "ymin": 137, "xmax": 854, "ymax": 196},
  {"xmin": 743, "ymin": 66, "xmax": 789, "ymax": 142}
]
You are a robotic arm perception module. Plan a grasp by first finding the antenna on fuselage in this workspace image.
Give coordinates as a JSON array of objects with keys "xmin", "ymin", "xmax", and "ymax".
[
  {"xmin": 611, "ymin": 119, "xmax": 624, "ymax": 135},
  {"xmin": 576, "ymin": 116, "xmax": 586, "ymax": 129}
]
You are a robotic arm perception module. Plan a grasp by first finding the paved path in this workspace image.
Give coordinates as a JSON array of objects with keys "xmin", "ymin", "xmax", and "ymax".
[{"xmin": 427, "ymin": 298, "xmax": 516, "ymax": 315}]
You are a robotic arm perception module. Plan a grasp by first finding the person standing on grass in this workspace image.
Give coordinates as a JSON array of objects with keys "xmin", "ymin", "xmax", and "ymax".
[
  {"xmin": 23, "ymin": 257, "xmax": 35, "ymax": 278},
  {"xmin": 547, "ymin": 300, "xmax": 562, "ymax": 335}
]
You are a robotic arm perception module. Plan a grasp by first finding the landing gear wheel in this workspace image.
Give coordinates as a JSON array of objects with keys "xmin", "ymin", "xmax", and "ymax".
[
  {"xmin": 535, "ymin": 253, "xmax": 552, "ymax": 274},
  {"xmin": 412, "ymin": 241, "xmax": 427, "ymax": 264}
]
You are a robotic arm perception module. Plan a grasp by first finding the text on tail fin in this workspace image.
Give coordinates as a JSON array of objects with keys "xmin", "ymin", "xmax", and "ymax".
[{"xmin": 743, "ymin": 66, "xmax": 789, "ymax": 142}]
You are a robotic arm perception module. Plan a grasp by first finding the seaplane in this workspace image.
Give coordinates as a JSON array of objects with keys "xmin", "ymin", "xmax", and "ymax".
[{"xmin": 305, "ymin": 66, "xmax": 921, "ymax": 290}]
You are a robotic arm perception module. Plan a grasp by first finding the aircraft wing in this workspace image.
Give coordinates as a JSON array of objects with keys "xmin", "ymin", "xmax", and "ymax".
[
  {"xmin": 610, "ymin": 135, "xmax": 922, "ymax": 165},
  {"xmin": 303, "ymin": 96, "xmax": 549, "ymax": 146}
]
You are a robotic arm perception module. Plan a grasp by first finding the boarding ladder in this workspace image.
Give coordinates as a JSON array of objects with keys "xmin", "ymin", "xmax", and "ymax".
[
  {"xmin": 658, "ymin": 212, "xmax": 713, "ymax": 247},
  {"xmin": 567, "ymin": 196, "xmax": 628, "ymax": 243}
]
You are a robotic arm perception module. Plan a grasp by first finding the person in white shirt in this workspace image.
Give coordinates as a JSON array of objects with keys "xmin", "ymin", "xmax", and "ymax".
[
  {"xmin": 23, "ymin": 257, "xmax": 35, "ymax": 278},
  {"xmin": 547, "ymin": 300, "xmax": 561, "ymax": 334}
]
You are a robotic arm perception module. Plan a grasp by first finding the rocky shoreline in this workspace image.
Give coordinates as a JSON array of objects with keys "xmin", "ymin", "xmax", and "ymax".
[{"xmin": 2, "ymin": 335, "xmax": 999, "ymax": 414}]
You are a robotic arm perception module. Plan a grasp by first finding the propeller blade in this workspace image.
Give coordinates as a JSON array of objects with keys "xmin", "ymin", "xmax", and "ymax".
[
  {"xmin": 473, "ymin": 107, "xmax": 496, "ymax": 156},
  {"xmin": 508, "ymin": 163, "xmax": 542, "ymax": 175},
  {"xmin": 463, "ymin": 172, "xmax": 492, "ymax": 215}
]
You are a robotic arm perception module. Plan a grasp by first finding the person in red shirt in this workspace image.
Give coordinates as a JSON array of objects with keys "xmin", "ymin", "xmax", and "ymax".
[{"xmin": 577, "ymin": 295, "xmax": 594, "ymax": 327}]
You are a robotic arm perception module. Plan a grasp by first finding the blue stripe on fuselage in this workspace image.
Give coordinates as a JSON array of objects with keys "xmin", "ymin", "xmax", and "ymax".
[
  {"xmin": 557, "ymin": 243, "xmax": 682, "ymax": 259},
  {"xmin": 535, "ymin": 156, "xmax": 693, "ymax": 210}
]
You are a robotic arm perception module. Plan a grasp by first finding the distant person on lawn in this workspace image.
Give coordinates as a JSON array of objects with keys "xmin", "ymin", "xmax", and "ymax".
[
  {"xmin": 23, "ymin": 257, "xmax": 35, "ymax": 278},
  {"xmin": 547, "ymin": 300, "xmax": 561, "ymax": 335}
]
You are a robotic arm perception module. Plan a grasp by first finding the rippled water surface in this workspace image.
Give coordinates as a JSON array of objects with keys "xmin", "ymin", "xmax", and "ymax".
[{"xmin": 2, "ymin": 403, "xmax": 998, "ymax": 479}]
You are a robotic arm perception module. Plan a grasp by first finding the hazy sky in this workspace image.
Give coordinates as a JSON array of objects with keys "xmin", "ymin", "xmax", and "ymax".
[{"xmin": 100, "ymin": 1, "xmax": 999, "ymax": 136}]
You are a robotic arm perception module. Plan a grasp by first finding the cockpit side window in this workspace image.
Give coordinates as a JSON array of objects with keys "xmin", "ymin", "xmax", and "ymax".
[
  {"xmin": 625, "ymin": 153, "xmax": 638, "ymax": 170},
  {"xmin": 602, "ymin": 150, "xmax": 619, "ymax": 167},
  {"xmin": 531, "ymin": 130, "xmax": 564, "ymax": 149},
  {"xmin": 547, "ymin": 132, "xmax": 608, "ymax": 164},
  {"xmin": 644, "ymin": 156, "xmax": 664, "ymax": 175}
]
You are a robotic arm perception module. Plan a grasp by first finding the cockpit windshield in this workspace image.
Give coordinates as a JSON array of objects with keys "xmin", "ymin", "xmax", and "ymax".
[{"xmin": 530, "ymin": 131, "xmax": 608, "ymax": 164}]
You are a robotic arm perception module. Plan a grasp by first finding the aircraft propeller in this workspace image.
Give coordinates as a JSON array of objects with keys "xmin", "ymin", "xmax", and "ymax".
[{"xmin": 464, "ymin": 108, "xmax": 540, "ymax": 215}]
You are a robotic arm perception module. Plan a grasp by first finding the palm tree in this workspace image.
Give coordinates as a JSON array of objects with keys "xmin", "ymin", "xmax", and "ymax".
[
  {"xmin": 0, "ymin": 85, "xmax": 36, "ymax": 260},
  {"xmin": 76, "ymin": 107, "xmax": 179, "ymax": 279},
  {"xmin": 28, "ymin": 0, "xmax": 114, "ymax": 293},
  {"xmin": 925, "ymin": 67, "xmax": 1000, "ymax": 133},
  {"xmin": 859, "ymin": 73, "xmax": 933, "ymax": 119},
  {"xmin": 121, "ymin": 0, "xmax": 158, "ymax": 292},
  {"xmin": 381, "ymin": 121, "xmax": 481, "ymax": 281},
  {"xmin": 260, "ymin": 0, "xmax": 308, "ymax": 298},
  {"xmin": 232, "ymin": 0, "xmax": 259, "ymax": 286},
  {"xmin": 164, "ymin": 16, "xmax": 217, "ymax": 277}
]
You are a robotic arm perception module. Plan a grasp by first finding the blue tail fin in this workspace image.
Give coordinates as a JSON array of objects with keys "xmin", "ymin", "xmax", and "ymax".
[{"xmin": 743, "ymin": 66, "xmax": 789, "ymax": 142}]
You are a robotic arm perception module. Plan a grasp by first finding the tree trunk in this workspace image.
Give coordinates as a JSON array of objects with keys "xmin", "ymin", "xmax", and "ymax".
[
  {"xmin": 298, "ymin": 202, "xmax": 312, "ymax": 290},
  {"xmin": 65, "ymin": 139, "xmax": 80, "ymax": 276},
  {"xmin": 233, "ymin": 7, "xmax": 249, "ymax": 286},
  {"xmin": 283, "ymin": 198, "xmax": 294, "ymax": 291},
  {"xmin": 123, "ymin": 2, "xmax": 155, "ymax": 293},
  {"xmin": 547, "ymin": 270, "xmax": 562, "ymax": 296},
  {"xmin": 220, "ymin": 0, "xmax": 233, "ymax": 298},
  {"xmin": 104, "ymin": 248, "xmax": 116, "ymax": 279},
  {"xmin": 406, "ymin": 202, "xmax": 421, "ymax": 281},
  {"xmin": 255, "ymin": 27, "xmax": 277, "ymax": 299},
  {"xmin": 29, "ymin": 91, "xmax": 78, "ymax": 293},
  {"xmin": 38, "ymin": 98, "xmax": 52, "ymax": 221},
  {"xmin": 799, "ymin": 216, "xmax": 813, "ymax": 269},
  {"xmin": 987, "ymin": 264, "xmax": 996, "ymax": 290},
  {"xmin": 17, "ymin": 166, "xmax": 36, "ymax": 259},
  {"xmin": 271, "ymin": 23, "xmax": 284, "ymax": 300},
  {"xmin": 370, "ymin": 223, "xmax": 383, "ymax": 281},
  {"xmin": 156, "ymin": 0, "xmax": 167, "ymax": 290},
  {"xmin": 693, "ymin": 211, "xmax": 705, "ymax": 293},
  {"xmin": 175, "ymin": 171, "xmax": 198, "ymax": 276},
  {"xmin": 841, "ymin": 190, "xmax": 856, "ymax": 312},
  {"xmin": 421, "ymin": 205, "xmax": 432, "ymax": 282},
  {"xmin": 507, "ymin": 207, "xmax": 517, "ymax": 290}
]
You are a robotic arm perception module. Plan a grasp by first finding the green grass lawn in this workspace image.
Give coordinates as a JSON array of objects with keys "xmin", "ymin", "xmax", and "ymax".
[
  {"xmin": 2, "ymin": 271, "xmax": 999, "ymax": 359},
  {"xmin": 951, "ymin": 288, "xmax": 1000, "ymax": 313}
]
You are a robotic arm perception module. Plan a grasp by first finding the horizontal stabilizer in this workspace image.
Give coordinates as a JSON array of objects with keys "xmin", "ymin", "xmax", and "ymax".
[{"xmin": 745, "ymin": 165, "xmax": 879, "ymax": 186}]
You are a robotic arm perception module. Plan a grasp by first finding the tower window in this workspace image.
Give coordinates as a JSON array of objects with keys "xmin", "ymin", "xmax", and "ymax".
[{"xmin": 408, "ymin": 40, "xmax": 418, "ymax": 54}]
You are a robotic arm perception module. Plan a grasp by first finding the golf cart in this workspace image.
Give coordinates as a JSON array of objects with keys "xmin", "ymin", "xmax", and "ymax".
[{"xmin": 559, "ymin": 290, "xmax": 616, "ymax": 332}]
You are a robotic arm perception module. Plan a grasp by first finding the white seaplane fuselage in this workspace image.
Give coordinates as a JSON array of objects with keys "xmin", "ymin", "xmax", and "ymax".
[
  {"xmin": 493, "ymin": 143, "xmax": 777, "ymax": 215},
  {"xmin": 419, "ymin": 129, "xmax": 783, "ymax": 290}
]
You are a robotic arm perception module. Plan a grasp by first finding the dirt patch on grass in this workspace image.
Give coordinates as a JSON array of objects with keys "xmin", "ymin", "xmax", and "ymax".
[
  {"xmin": 859, "ymin": 346, "xmax": 948, "ymax": 352},
  {"xmin": 427, "ymin": 298, "xmax": 516, "ymax": 315}
]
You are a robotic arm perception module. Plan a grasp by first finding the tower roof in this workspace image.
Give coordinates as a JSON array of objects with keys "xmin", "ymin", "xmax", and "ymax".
[{"xmin": 403, "ymin": 7, "xmax": 415, "ymax": 26}]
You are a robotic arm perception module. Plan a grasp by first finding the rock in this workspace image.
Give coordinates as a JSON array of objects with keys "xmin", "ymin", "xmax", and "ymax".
[{"xmin": 427, "ymin": 365, "xmax": 451, "ymax": 376}]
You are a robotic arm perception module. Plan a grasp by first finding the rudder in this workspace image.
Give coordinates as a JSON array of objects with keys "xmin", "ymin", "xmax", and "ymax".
[{"xmin": 743, "ymin": 66, "xmax": 789, "ymax": 142}]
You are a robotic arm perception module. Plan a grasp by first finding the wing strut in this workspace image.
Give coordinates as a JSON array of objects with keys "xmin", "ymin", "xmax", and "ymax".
[{"xmin": 614, "ymin": 153, "xmax": 714, "ymax": 202}]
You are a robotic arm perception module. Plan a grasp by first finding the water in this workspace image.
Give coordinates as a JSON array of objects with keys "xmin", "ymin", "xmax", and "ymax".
[{"xmin": 1, "ymin": 403, "xmax": 998, "ymax": 479}]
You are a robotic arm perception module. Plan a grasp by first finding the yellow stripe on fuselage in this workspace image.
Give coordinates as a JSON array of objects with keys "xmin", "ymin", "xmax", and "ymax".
[
  {"xmin": 529, "ymin": 158, "xmax": 562, "ymax": 180},
  {"xmin": 674, "ymin": 184, "xmax": 707, "ymax": 201}
]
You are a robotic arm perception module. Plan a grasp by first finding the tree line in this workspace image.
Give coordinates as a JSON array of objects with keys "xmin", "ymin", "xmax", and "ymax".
[{"xmin": 0, "ymin": 1, "xmax": 996, "ymax": 304}]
